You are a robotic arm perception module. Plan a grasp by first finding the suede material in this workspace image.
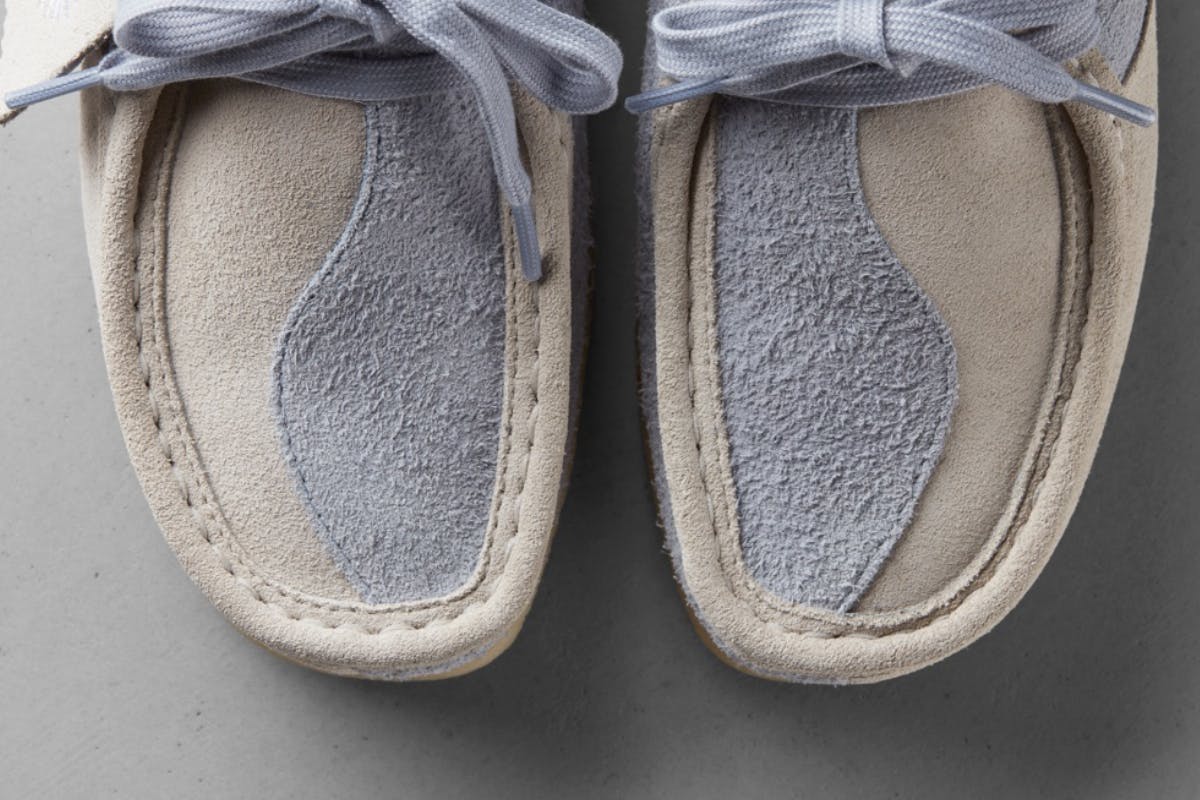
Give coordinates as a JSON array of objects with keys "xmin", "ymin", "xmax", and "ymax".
[
  {"xmin": 274, "ymin": 93, "xmax": 507, "ymax": 605},
  {"xmin": 5, "ymin": 0, "xmax": 591, "ymax": 611},
  {"xmin": 78, "ymin": 78, "xmax": 583, "ymax": 679},
  {"xmin": 9, "ymin": 0, "xmax": 591, "ymax": 679},
  {"xmin": 164, "ymin": 79, "xmax": 363, "ymax": 601},
  {"xmin": 712, "ymin": 99, "xmax": 956, "ymax": 612},
  {"xmin": 638, "ymin": 5, "xmax": 1158, "ymax": 682}
]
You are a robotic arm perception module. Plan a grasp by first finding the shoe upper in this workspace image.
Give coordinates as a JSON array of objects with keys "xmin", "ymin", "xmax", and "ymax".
[
  {"xmin": 1, "ymin": 0, "xmax": 610, "ymax": 679},
  {"xmin": 638, "ymin": 0, "xmax": 1158, "ymax": 681}
]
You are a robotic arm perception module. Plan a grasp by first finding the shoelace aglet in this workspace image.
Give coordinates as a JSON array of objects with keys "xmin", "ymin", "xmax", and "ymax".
[
  {"xmin": 512, "ymin": 202, "xmax": 543, "ymax": 282},
  {"xmin": 1071, "ymin": 80, "xmax": 1157, "ymax": 127},
  {"xmin": 5, "ymin": 66, "xmax": 104, "ymax": 110},
  {"xmin": 625, "ymin": 76, "xmax": 728, "ymax": 114}
]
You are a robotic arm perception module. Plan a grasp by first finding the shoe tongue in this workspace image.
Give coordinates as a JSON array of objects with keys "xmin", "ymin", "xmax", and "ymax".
[{"xmin": 1, "ymin": 0, "xmax": 115, "ymax": 123}]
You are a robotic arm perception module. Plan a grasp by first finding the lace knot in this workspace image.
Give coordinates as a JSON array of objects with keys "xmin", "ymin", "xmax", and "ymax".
[
  {"xmin": 626, "ymin": 0, "xmax": 1156, "ymax": 129},
  {"xmin": 836, "ymin": 0, "xmax": 891, "ymax": 69}
]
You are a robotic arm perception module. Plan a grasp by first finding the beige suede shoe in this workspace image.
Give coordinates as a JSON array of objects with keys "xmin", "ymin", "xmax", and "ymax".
[
  {"xmin": 1, "ymin": 0, "xmax": 619, "ymax": 679},
  {"xmin": 635, "ymin": 0, "xmax": 1159, "ymax": 683}
]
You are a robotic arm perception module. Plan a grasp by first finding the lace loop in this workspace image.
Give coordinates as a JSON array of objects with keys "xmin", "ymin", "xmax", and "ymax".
[
  {"xmin": 626, "ymin": 0, "xmax": 1155, "ymax": 128},
  {"xmin": 7, "ymin": 0, "xmax": 624, "ymax": 282}
]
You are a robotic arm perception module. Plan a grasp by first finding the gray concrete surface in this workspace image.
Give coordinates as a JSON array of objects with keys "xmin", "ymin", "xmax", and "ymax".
[{"xmin": 1, "ymin": 4, "xmax": 1198, "ymax": 798}]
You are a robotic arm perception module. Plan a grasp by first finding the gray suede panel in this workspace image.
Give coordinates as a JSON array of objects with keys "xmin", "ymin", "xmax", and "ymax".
[
  {"xmin": 712, "ymin": 101, "xmax": 958, "ymax": 612},
  {"xmin": 274, "ymin": 95, "xmax": 507, "ymax": 605},
  {"xmin": 1098, "ymin": 0, "xmax": 1149, "ymax": 79}
]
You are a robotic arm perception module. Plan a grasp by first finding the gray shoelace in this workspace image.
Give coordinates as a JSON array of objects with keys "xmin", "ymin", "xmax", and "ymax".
[
  {"xmin": 7, "ymin": 0, "xmax": 624, "ymax": 281},
  {"xmin": 626, "ymin": 0, "xmax": 1155, "ymax": 127}
]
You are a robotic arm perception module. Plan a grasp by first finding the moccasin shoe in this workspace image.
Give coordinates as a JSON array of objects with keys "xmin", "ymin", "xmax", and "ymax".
[
  {"xmin": 633, "ymin": 0, "xmax": 1159, "ymax": 683},
  {"xmin": 0, "ymin": 0, "xmax": 621, "ymax": 679}
]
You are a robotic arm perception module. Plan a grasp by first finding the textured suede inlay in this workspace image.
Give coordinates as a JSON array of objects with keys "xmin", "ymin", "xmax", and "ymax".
[
  {"xmin": 274, "ymin": 95, "xmax": 506, "ymax": 605},
  {"xmin": 712, "ymin": 100, "xmax": 958, "ymax": 612}
]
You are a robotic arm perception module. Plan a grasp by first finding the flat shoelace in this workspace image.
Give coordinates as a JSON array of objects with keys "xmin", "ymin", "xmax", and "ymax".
[
  {"xmin": 7, "ymin": 0, "xmax": 624, "ymax": 281},
  {"xmin": 626, "ymin": 0, "xmax": 1155, "ymax": 127}
]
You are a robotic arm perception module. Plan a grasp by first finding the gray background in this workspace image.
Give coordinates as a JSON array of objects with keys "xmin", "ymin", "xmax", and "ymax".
[{"xmin": 1, "ymin": 3, "xmax": 1197, "ymax": 798}]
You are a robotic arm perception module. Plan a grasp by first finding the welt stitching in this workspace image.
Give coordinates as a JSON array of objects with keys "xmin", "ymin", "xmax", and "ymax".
[{"xmin": 136, "ymin": 91, "xmax": 545, "ymax": 632}]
